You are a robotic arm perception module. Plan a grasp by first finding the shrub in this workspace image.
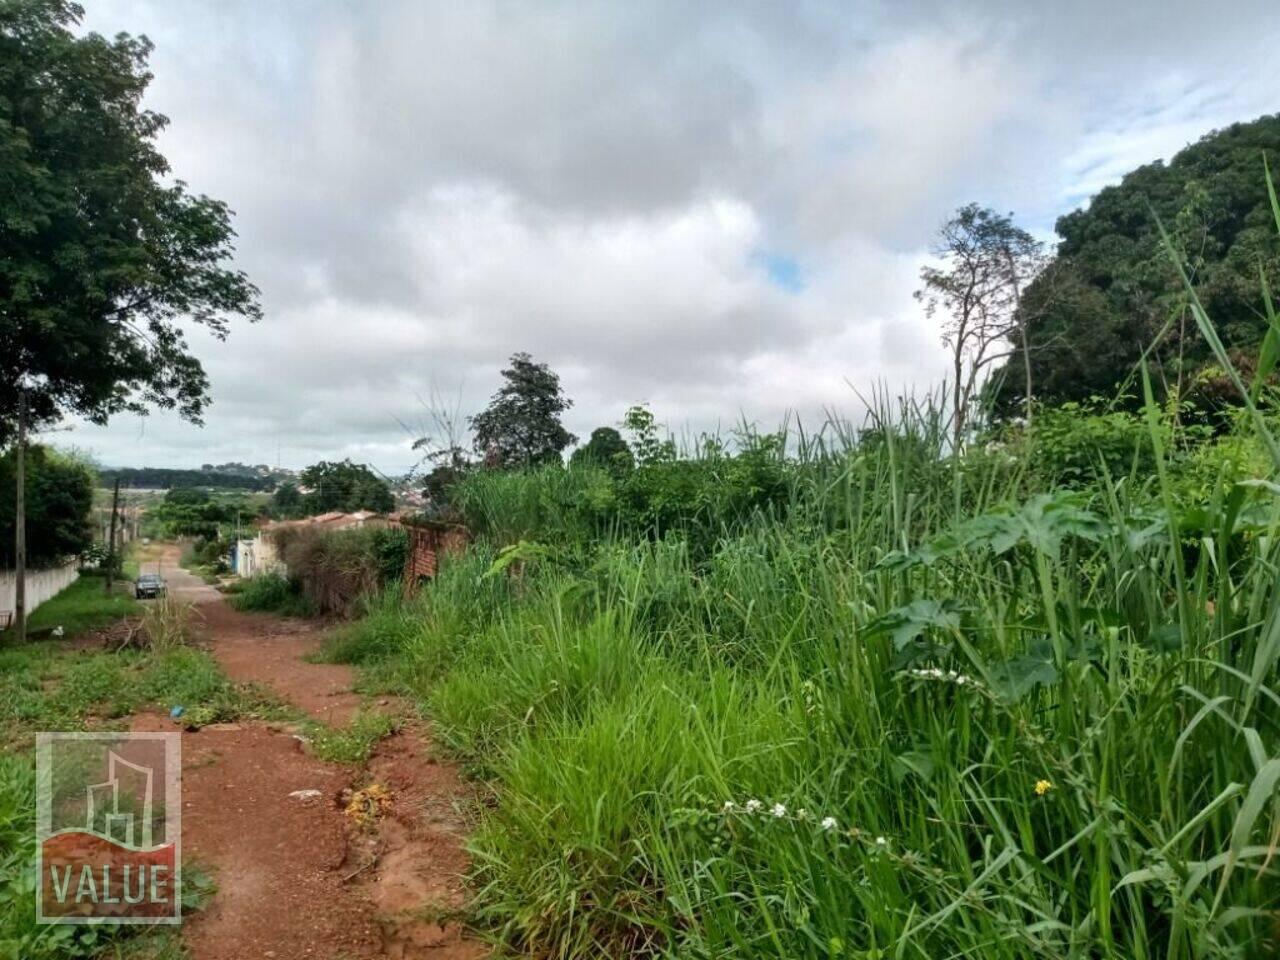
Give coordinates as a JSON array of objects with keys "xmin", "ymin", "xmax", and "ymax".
[
  {"xmin": 454, "ymin": 429, "xmax": 793, "ymax": 553},
  {"xmin": 181, "ymin": 535, "xmax": 231, "ymax": 581},
  {"xmin": 0, "ymin": 445, "xmax": 94, "ymax": 568},
  {"xmin": 1016, "ymin": 399, "xmax": 1164, "ymax": 486},
  {"xmin": 230, "ymin": 572, "xmax": 314, "ymax": 617},
  {"xmin": 137, "ymin": 596, "xmax": 199, "ymax": 651},
  {"xmin": 267, "ymin": 525, "xmax": 408, "ymax": 616}
]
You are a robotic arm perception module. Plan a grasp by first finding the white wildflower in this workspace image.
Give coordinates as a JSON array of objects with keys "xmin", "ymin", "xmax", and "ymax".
[
  {"xmin": 722, "ymin": 800, "xmax": 735, "ymax": 813},
  {"xmin": 744, "ymin": 799, "xmax": 763, "ymax": 814},
  {"xmin": 771, "ymin": 803, "xmax": 787, "ymax": 818},
  {"xmin": 821, "ymin": 817, "xmax": 838, "ymax": 831},
  {"xmin": 907, "ymin": 666, "xmax": 974, "ymax": 688},
  {"xmin": 875, "ymin": 836, "xmax": 887, "ymax": 847}
]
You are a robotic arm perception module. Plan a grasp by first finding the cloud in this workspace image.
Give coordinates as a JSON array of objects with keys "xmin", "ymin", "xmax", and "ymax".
[{"xmin": 68, "ymin": 0, "xmax": 1280, "ymax": 471}]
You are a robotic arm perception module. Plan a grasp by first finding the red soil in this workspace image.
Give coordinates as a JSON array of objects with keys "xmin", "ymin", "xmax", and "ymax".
[{"xmin": 130, "ymin": 545, "xmax": 486, "ymax": 959}]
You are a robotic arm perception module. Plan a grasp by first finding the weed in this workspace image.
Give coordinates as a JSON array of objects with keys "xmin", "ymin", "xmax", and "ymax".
[
  {"xmin": 1, "ymin": 574, "xmax": 139, "ymax": 643},
  {"xmin": 230, "ymin": 572, "xmax": 315, "ymax": 617},
  {"xmin": 341, "ymin": 385, "xmax": 1280, "ymax": 955},
  {"xmin": 135, "ymin": 596, "xmax": 200, "ymax": 651},
  {"xmin": 304, "ymin": 711, "xmax": 397, "ymax": 764}
]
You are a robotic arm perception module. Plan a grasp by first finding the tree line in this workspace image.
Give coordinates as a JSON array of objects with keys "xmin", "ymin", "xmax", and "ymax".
[{"xmin": 98, "ymin": 467, "xmax": 277, "ymax": 492}]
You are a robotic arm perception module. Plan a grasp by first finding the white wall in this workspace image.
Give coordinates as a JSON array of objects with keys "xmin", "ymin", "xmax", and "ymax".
[
  {"xmin": 233, "ymin": 539, "xmax": 257, "ymax": 578},
  {"xmin": 0, "ymin": 564, "xmax": 79, "ymax": 620}
]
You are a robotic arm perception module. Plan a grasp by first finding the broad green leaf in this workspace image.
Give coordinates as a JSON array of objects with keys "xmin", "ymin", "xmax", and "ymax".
[
  {"xmin": 987, "ymin": 653, "xmax": 1058, "ymax": 702},
  {"xmin": 863, "ymin": 598, "xmax": 965, "ymax": 650}
]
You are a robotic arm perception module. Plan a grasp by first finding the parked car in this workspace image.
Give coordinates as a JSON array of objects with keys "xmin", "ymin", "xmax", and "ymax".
[{"xmin": 135, "ymin": 574, "xmax": 167, "ymax": 599}]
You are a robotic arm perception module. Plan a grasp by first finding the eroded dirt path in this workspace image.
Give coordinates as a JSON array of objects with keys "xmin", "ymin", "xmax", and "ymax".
[
  {"xmin": 202, "ymin": 601, "xmax": 366, "ymax": 727},
  {"xmin": 132, "ymin": 712, "xmax": 383, "ymax": 958},
  {"xmin": 141, "ymin": 544, "xmax": 484, "ymax": 960}
]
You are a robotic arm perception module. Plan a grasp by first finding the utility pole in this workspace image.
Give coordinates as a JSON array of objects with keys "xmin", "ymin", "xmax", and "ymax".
[
  {"xmin": 14, "ymin": 385, "xmax": 27, "ymax": 643},
  {"xmin": 105, "ymin": 478, "xmax": 121, "ymax": 595}
]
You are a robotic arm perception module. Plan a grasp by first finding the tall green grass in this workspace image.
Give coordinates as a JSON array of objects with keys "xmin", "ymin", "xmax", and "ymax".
[
  {"xmin": 335, "ymin": 183, "xmax": 1280, "ymax": 958},
  {"xmin": 230, "ymin": 571, "xmax": 316, "ymax": 617},
  {"xmin": 344, "ymin": 411, "xmax": 1280, "ymax": 958}
]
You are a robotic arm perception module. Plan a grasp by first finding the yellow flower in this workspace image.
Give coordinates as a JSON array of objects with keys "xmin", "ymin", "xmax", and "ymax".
[{"xmin": 1034, "ymin": 779, "xmax": 1053, "ymax": 797}]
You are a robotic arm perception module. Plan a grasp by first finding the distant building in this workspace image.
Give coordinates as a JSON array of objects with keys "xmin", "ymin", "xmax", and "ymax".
[{"xmin": 229, "ymin": 534, "xmax": 281, "ymax": 579}]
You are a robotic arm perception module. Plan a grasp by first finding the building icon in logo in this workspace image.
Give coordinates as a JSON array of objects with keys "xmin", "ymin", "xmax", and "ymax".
[
  {"xmin": 36, "ymin": 732, "xmax": 182, "ymax": 925},
  {"xmin": 86, "ymin": 752, "xmax": 155, "ymax": 849}
]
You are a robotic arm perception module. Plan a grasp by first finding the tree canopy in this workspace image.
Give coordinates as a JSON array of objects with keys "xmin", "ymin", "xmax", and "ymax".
[
  {"xmin": 97, "ymin": 467, "xmax": 274, "ymax": 491},
  {"xmin": 150, "ymin": 487, "xmax": 242, "ymax": 540},
  {"xmin": 0, "ymin": 0, "xmax": 260, "ymax": 440},
  {"xmin": 0, "ymin": 445, "xmax": 94, "ymax": 566},
  {"xmin": 570, "ymin": 427, "xmax": 633, "ymax": 474},
  {"xmin": 296, "ymin": 460, "xmax": 395, "ymax": 515},
  {"xmin": 470, "ymin": 353, "xmax": 576, "ymax": 468},
  {"xmin": 992, "ymin": 113, "xmax": 1280, "ymax": 411},
  {"xmin": 268, "ymin": 481, "xmax": 303, "ymax": 519}
]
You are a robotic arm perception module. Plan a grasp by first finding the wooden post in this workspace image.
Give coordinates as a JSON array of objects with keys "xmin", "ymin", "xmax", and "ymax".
[
  {"xmin": 14, "ymin": 385, "xmax": 27, "ymax": 643},
  {"xmin": 105, "ymin": 478, "xmax": 121, "ymax": 595}
]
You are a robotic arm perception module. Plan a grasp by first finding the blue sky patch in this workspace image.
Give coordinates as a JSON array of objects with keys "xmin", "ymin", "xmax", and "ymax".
[{"xmin": 757, "ymin": 252, "xmax": 804, "ymax": 293}]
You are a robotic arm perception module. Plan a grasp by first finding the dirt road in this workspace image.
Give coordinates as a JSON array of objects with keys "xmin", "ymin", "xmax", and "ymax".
[
  {"xmin": 141, "ymin": 544, "xmax": 222, "ymax": 604},
  {"xmin": 134, "ymin": 545, "xmax": 484, "ymax": 960}
]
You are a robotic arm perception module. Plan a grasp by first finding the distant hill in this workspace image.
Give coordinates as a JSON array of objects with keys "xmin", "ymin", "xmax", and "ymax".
[{"xmin": 97, "ymin": 466, "xmax": 293, "ymax": 491}]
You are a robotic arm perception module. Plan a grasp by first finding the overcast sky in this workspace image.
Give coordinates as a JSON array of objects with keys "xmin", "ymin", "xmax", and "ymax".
[{"xmin": 70, "ymin": 0, "xmax": 1279, "ymax": 474}]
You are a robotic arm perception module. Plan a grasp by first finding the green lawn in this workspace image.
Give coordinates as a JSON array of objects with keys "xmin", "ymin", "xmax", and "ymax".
[{"xmin": 1, "ymin": 572, "xmax": 139, "ymax": 643}]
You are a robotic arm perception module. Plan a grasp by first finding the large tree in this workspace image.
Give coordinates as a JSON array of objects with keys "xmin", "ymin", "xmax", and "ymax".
[
  {"xmin": 993, "ymin": 113, "xmax": 1280, "ymax": 412},
  {"xmin": 0, "ymin": 445, "xmax": 93, "ymax": 566},
  {"xmin": 268, "ymin": 481, "xmax": 304, "ymax": 519},
  {"xmin": 298, "ymin": 460, "xmax": 395, "ymax": 515},
  {"xmin": 916, "ymin": 204, "xmax": 1042, "ymax": 445},
  {"xmin": 0, "ymin": 0, "xmax": 260, "ymax": 440},
  {"xmin": 470, "ymin": 353, "xmax": 576, "ymax": 467}
]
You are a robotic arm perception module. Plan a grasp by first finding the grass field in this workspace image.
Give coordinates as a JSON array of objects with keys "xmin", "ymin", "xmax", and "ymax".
[
  {"xmin": 308, "ymin": 196, "xmax": 1280, "ymax": 958},
  {"xmin": 1, "ymin": 573, "xmax": 139, "ymax": 643},
  {"xmin": 325, "ymin": 378, "xmax": 1280, "ymax": 958}
]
